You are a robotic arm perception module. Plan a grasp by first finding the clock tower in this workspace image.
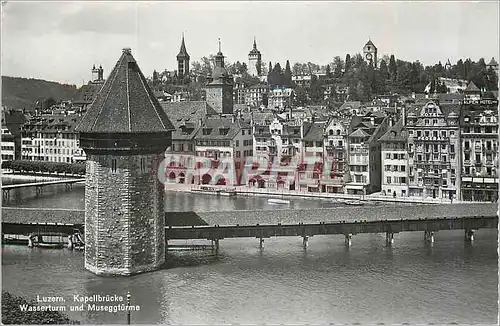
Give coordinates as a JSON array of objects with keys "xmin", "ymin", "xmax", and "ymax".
[{"xmin": 363, "ymin": 39, "xmax": 377, "ymax": 68}]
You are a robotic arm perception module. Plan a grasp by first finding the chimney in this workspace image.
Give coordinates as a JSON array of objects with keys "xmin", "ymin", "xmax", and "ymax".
[
  {"xmin": 199, "ymin": 118, "xmax": 203, "ymax": 127},
  {"xmin": 389, "ymin": 118, "xmax": 393, "ymax": 127},
  {"xmin": 402, "ymin": 106, "xmax": 406, "ymax": 126},
  {"xmin": 231, "ymin": 115, "xmax": 235, "ymax": 123},
  {"xmin": 370, "ymin": 117, "xmax": 375, "ymax": 125}
]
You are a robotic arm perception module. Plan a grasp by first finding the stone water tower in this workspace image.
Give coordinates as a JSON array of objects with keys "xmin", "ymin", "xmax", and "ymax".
[{"xmin": 75, "ymin": 48, "xmax": 174, "ymax": 276}]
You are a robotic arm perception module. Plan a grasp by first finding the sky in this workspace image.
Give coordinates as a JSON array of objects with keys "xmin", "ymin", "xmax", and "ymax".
[{"xmin": 1, "ymin": 1, "xmax": 499, "ymax": 87}]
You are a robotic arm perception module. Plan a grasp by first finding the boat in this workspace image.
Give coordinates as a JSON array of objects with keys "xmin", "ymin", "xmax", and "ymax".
[
  {"xmin": 191, "ymin": 186, "xmax": 237, "ymax": 197},
  {"xmin": 268, "ymin": 198, "xmax": 290, "ymax": 205},
  {"xmin": 344, "ymin": 200, "xmax": 364, "ymax": 206}
]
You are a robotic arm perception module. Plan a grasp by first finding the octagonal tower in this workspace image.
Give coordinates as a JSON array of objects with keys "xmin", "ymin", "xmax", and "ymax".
[{"xmin": 75, "ymin": 48, "xmax": 174, "ymax": 276}]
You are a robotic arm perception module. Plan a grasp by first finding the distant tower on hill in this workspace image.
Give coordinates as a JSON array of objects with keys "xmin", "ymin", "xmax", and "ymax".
[
  {"xmin": 248, "ymin": 37, "xmax": 262, "ymax": 77},
  {"xmin": 177, "ymin": 34, "xmax": 190, "ymax": 80},
  {"xmin": 205, "ymin": 39, "xmax": 234, "ymax": 114},
  {"xmin": 363, "ymin": 39, "xmax": 378, "ymax": 68},
  {"xmin": 91, "ymin": 65, "xmax": 104, "ymax": 82},
  {"xmin": 445, "ymin": 59, "xmax": 452, "ymax": 70}
]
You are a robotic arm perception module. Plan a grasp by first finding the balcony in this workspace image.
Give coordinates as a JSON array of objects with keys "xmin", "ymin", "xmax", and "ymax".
[
  {"xmin": 326, "ymin": 145, "xmax": 344, "ymax": 152},
  {"xmin": 415, "ymin": 136, "xmax": 449, "ymax": 142}
]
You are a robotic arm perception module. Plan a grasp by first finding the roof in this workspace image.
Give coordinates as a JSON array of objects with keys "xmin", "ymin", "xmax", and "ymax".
[
  {"xmin": 487, "ymin": 57, "xmax": 498, "ymax": 66},
  {"xmin": 365, "ymin": 40, "xmax": 376, "ymax": 48},
  {"xmin": 349, "ymin": 128, "xmax": 370, "ymax": 138},
  {"xmin": 22, "ymin": 114, "xmax": 82, "ymax": 134},
  {"xmin": 464, "ymin": 81, "xmax": 480, "ymax": 93},
  {"xmin": 379, "ymin": 119, "xmax": 408, "ymax": 142},
  {"xmin": 75, "ymin": 49, "xmax": 175, "ymax": 133},
  {"xmin": 177, "ymin": 35, "xmax": 190, "ymax": 60},
  {"xmin": 194, "ymin": 116, "xmax": 251, "ymax": 140},
  {"xmin": 161, "ymin": 101, "xmax": 217, "ymax": 140},
  {"xmin": 303, "ymin": 122, "xmax": 326, "ymax": 141}
]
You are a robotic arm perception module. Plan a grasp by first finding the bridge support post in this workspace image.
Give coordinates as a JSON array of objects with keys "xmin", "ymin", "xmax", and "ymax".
[
  {"xmin": 385, "ymin": 232, "xmax": 394, "ymax": 246},
  {"xmin": 259, "ymin": 238, "xmax": 264, "ymax": 250},
  {"xmin": 214, "ymin": 239, "xmax": 219, "ymax": 255},
  {"xmin": 424, "ymin": 231, "xmax": 435, "ymax": 243},
  {"xmin": 68, "ymin": 234, "xmax": 73, "ymax": 250},
  {"xmin": 465, "ymin": 229, "xmax": 475, "ymax": 241},
  {"xmin": 302, "ymin": 236, "xmax": 308, "ymax": 249},
  {"xmin": 344, "ymin": 234, "xmax": 352, "ymax": 246},
  {"xmin": 28, "ymin": 234, "xmax": 34, "ymax": 248}
]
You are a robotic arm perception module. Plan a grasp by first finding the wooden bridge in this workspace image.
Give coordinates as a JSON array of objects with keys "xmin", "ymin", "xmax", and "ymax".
[
  {"xmin": 1, "ymin": 204, "xmax": 497, "ymax": 250},
  {"xmin": 2, "ymin": 178, "xmax": 85, "ymax": 200}
]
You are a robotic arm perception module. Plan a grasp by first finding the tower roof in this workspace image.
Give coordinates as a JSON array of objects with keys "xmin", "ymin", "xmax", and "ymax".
[
  {"xmin": 177, "ymin": 34, "xmax": 190, "ymax": 60},
  {"xmin": 365, "ymin": 39, "xmax": 376, "ymax": 48},
  {"xmin": 249, "ymin": 37, "xmax": 261, "ymax": 55},
  {"xmin": 76, "ymin": 48, "xmax": 174, "ymax": 134},
  {"xmin": 488, "ymin": 57, "xmax": 498, "ymax": 66}
]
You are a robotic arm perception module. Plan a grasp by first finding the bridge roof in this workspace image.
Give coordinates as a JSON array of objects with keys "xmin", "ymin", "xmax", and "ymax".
[{"xmin": 2, "ymin": 204, "xmax": 496, "ymax": 227}]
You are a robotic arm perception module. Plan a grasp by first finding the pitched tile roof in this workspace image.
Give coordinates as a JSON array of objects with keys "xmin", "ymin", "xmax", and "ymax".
[
  {"xmin": 194, "ymin": 116, "xmax": 250, "ymax": 140},
  {"xmin": 349, "ymin": 128, "xmax": 370, "ymax": 138},
  {"xmin": 161, "ymin": 101, "xmax": 217, "ymax": 140},
  {"xmin": 379, "ymin": 119, "xmax": 408, "ymax": 142},
  {"xmin": 465, "ymin": 81, "xmax": 480, "ymax": 92},
  {"xmin": 75, "ymin": 49, "xmax": 174, "ymax": 133},
  {"xmin": 303, "ymin": 122, "xmax": 326, "ymax": 141}
]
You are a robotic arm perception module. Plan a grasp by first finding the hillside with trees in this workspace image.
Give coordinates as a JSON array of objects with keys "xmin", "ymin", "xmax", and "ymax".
[{"xmin": 1, "ymin": 76, "xmax": 78, "ymax": 111}]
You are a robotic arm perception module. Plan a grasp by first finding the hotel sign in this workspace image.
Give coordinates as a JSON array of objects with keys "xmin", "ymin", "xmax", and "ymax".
[{"xmin": 460, "ymin": 99, "xmax": 498, "ymax": 105}]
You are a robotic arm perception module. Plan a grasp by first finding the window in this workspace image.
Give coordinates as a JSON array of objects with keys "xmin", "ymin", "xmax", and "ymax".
[
  {"xmin": 236, "ymin": 151, "xmax": 241, "ymax": 158},
  {"xmin": 385, "ymin": 153, "xmax": 391, "ymax": 159},
  {"xmin": 401, "ymin": 165, "xmax": 406, "ymax": 172},
  {"xmin": 235, "ymin": 162, "xmax": 241, "ymax": 169},
  {"xmin": 111, "ymin": 159, "xmax": 117, "ymax": 173},
  {"xmin": 235, "ymin": 140, "xmax": 239, "ymax": 147},
  {"xmin": 385, "ymin": 165, "xmax": 391, "ymax": 171},
  {"xmin": 386, "ymin": 177, "xmax": 391, "ymax": 184},
  {"xmin": 393, "ymin": 165, "xmax": 399, "ymax": 172}
]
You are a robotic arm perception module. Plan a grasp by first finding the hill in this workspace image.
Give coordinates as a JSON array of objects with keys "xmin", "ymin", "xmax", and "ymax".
[{"xmin": 1, "ymin": 76, "xmax": 78, "ymax": 110}]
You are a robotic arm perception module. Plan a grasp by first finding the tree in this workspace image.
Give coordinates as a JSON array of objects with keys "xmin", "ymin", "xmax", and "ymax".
[
  {"xmin": 389, "ymin": 55, "xmax": 397, "ymax": 81},
  {"xmin": 485, "ymin": 67, "xmax": 498, "ymax": 91},
  {"xmin": 345, "ymin": 54, "xmax": 351, "ymax": 73},
  {"xmin": 283, "ymin": 60, "xmax": 293, "ymax": 87},
  {"xmin": 294, "ymin": 86, "xmax": 308, "ymax": 107},
  {"xmin": 379, "ymin": 60, "xmax": 389, "ymax": 80},
  {"xmin": 309, "ymin": 75, "xmax": 324, "ymax": 104},
  {"xmin": 333, "ymin": 56, "xmax": 343, "ymax": 79},
  {"xmin": 325, "ymin": 65, "xmax": 332, "ymax": 79}
]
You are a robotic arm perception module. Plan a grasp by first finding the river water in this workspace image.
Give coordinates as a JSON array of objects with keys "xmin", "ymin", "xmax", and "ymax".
[{"xmin": 1, "ymin": 181, "xmax": 498, "ymax": 324}]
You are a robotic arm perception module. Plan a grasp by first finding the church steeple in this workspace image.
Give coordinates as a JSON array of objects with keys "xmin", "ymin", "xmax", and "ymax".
[
  {"xmin": 248, "ymin": 37, "xmax": 262, "ymax": 76},
  {"xmin": 177, "ymin": 33, "xmax": 190, "ymax": 80}
]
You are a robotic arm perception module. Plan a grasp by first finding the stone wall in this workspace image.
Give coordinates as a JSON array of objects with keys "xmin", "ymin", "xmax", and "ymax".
[{"xmin": 85, "ymin": 153, "xmax": 165, "ymax": 276}]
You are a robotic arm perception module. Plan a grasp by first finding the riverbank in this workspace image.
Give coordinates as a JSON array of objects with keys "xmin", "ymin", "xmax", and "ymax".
[{"xmin": 165, "ymin": 183, "xmax": 486, "ymax": 205}]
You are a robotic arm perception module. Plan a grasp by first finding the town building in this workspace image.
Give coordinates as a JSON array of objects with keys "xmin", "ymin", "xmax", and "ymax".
[
  {"xmin": 291, "ymin": 75, "xmax": 311, "ymax": 88},
  {"xmin": 1, "ymin": 109, "xmax": 26, "ymax": 160},
  {"xmin": 463, "ymin": 81, "xmax": 481, "ymax": 101},
  {"xmin": 424, "ymin": 77, "xmax": 468, "ymax": 94},
  {"xmin": 459, "ymin": 98, "xmax": 498, "ymax": 202},
  {"xmin": 177, "ymin": 34, "xmax": 190, "ymax": 80},
  {"xmin": 233, "ymin": 82, "xmax": 246, "ymax": 105},
  {"xmin": 194, "ymin": 115, "xmax": 253, "ymax": 186},
  {"xmin": 322, "ymin": 114, "xmax": 349, "ymax": 193},
  {"xmin": 20, "ymin": 114, "xmax": 86, "ymax": 163},
  {"xmin": 363, "ymin": 39, "xmax": 377, "ymax": 68},
  {"xmin": 298, "ymin": 121, "xmax": 326, "ymax": 192},
  {"xmin": 205, "ymin": 42, "xmax": 234, "ymax": 114},
  {"xmin": 161, "ymin": 101, "xmax": 217, "ymax": 184},
  {"xmin": 379, "ymin": 119, "xmax": 409, "ymax": 197},
  {"xmin": 248, "ymin": 38, "xmax": 262, "ymax": 77},
  {"xmin": 71, "ymin": 65, "xmax": 105, "ymax": 112},
  {"xmin": 268, "ymin": 88, "xmax": 294, "ymax": 109},
  {"xmin": 1, "ymin": 126, "xmax": 15, "ymax": 161},
  {"xmin": 344, "ymin": 113, "xmax": 388, "ymax": 195},
  {"xmin": 75, "ymin": 48, "xmax": 175, "ymax": 276},
  {"xmin": 406, "ymin": 101, "xmax": 461, "ymax": 200},
  {"xmin": 245, "ymin": 84, "xmax": 268, "ymax": 108}
]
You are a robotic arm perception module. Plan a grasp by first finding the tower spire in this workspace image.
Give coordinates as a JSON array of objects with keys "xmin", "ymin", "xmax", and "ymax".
[
  {"xmin": 218, "ymin": 38, "xmax": 221, "ymax": 53},
  {"xmin": 253, "ymin": 36, "xmax": 257, "ymax": 49}
]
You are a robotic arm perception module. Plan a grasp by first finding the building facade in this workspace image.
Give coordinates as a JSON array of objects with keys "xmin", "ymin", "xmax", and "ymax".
[
  {"xmin": 380, "ymin": 119, "xmax": 409, "ymax": 197},
  {"xmin": 323, "ymin": 115, "xmax": 349, "ymax": 193},
  {"xmin": 1, "ymin": 126, "xmax": 15, "ymax": 161},
  {"xmin": 268, "ymin": 88, "xmax": 294, "ymax": 109},
  {"xmin": 406, "ymin": 101, "xmax": 461, "ymax": 199},
  {"xmin": 459, "ymin": 99, "xmax": 498, "ymax": 201},
  {"xmin": 20, "ymin": 115, "xmax": 86, "ymax": 163}
]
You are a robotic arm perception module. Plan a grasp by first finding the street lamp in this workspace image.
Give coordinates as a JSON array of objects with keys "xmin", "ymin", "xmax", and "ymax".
[{"xmin": 126, "ymin": 291, "xmax": 131, "ymax": 325}]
